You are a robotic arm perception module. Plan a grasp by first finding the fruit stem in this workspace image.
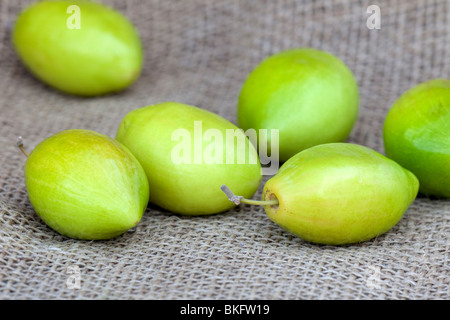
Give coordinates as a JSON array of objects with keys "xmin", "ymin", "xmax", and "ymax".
[
  {"xmin": 220, "ymin": 184, "xmax": 279, "ymax": 206},
  {"xmin": 17, "ymin": 136, "xmax": 29, "ymax": 157}
]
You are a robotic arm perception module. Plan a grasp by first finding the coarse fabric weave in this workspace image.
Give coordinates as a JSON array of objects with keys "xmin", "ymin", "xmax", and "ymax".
[{"xmin": 0, "ymin": 0, "xmax": 449, "ymax": 300}]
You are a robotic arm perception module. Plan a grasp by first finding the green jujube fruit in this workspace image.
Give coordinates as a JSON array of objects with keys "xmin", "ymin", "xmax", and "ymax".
[
  {"xmin": 383, "ymin": 78, "xmax": 450, "ymax": 198},
  {"xmin": 12, "ymin": 0, "xmax": 143, "ymax": 96},
  {"xmin": 24, "ymin": 129, "xmax": 150, "ymax": 240},
  {"xmin": 223, "ymin": 143, "xmax": 419, "ymax": 245},
  {"xmin": 237, "ymin": 48, "xmax": 359, "ymax": 162},
  {"xmin": 116, "ymin": 102, "xmax": 262, "ymax": 216}
]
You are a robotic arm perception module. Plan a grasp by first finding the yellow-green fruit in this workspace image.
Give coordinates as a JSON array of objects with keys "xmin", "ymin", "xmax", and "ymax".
[
  {"xmin": 116, "ymin": 102, "xmax": 262, "ymax": 215},
  {"xmin": 12, "ymin": 0, "xmax": 143, "ymax": 96},
  {"xmin": 383, "ymin": 78, "xmax": 450, "ymax": 198},
  {"xmin": 238, "ymin": 48, "xmax": 359, "ymax": 162},
  {"xmin": 24, "ymin": 129, "xmax": 150, "ymax": 240},
  {"xmin": 262, "ymin": 143, "xmax": 419, "ymax": 245}
]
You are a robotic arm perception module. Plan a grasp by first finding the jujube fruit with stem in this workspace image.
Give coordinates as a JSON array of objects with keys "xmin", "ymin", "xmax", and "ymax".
[
  {"xmin": 20, "ymin": 129, "xmax": 150, "ymax": 240},
  {"xmin": 383, "ymin": 78, "xmax": 450, "ymax": 198},
  {"xmin": 116, "ymin": 102, "xmax": 262, "ymax": 216},
  {"xmin": 222, "ymin": 143, "xmax": 419, "ymax": 245},
  {"xmin": 237, "ymin": 48, "xmax": 359, "ymax": 162},
  {"xmin": 12, "ymin": 0, "xmax": 143, "ymax": 96}
]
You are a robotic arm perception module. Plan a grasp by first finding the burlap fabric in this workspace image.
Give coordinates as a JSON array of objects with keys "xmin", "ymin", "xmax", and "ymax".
[{"xmin": 0, "ymin": 0, "xmax": 448, "ymax": 300}]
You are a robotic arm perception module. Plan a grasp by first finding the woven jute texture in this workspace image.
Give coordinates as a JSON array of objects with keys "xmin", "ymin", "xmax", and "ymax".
[{"xmin": 0, "ymin": 0, "xmax": 449, "ymax": 300}]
